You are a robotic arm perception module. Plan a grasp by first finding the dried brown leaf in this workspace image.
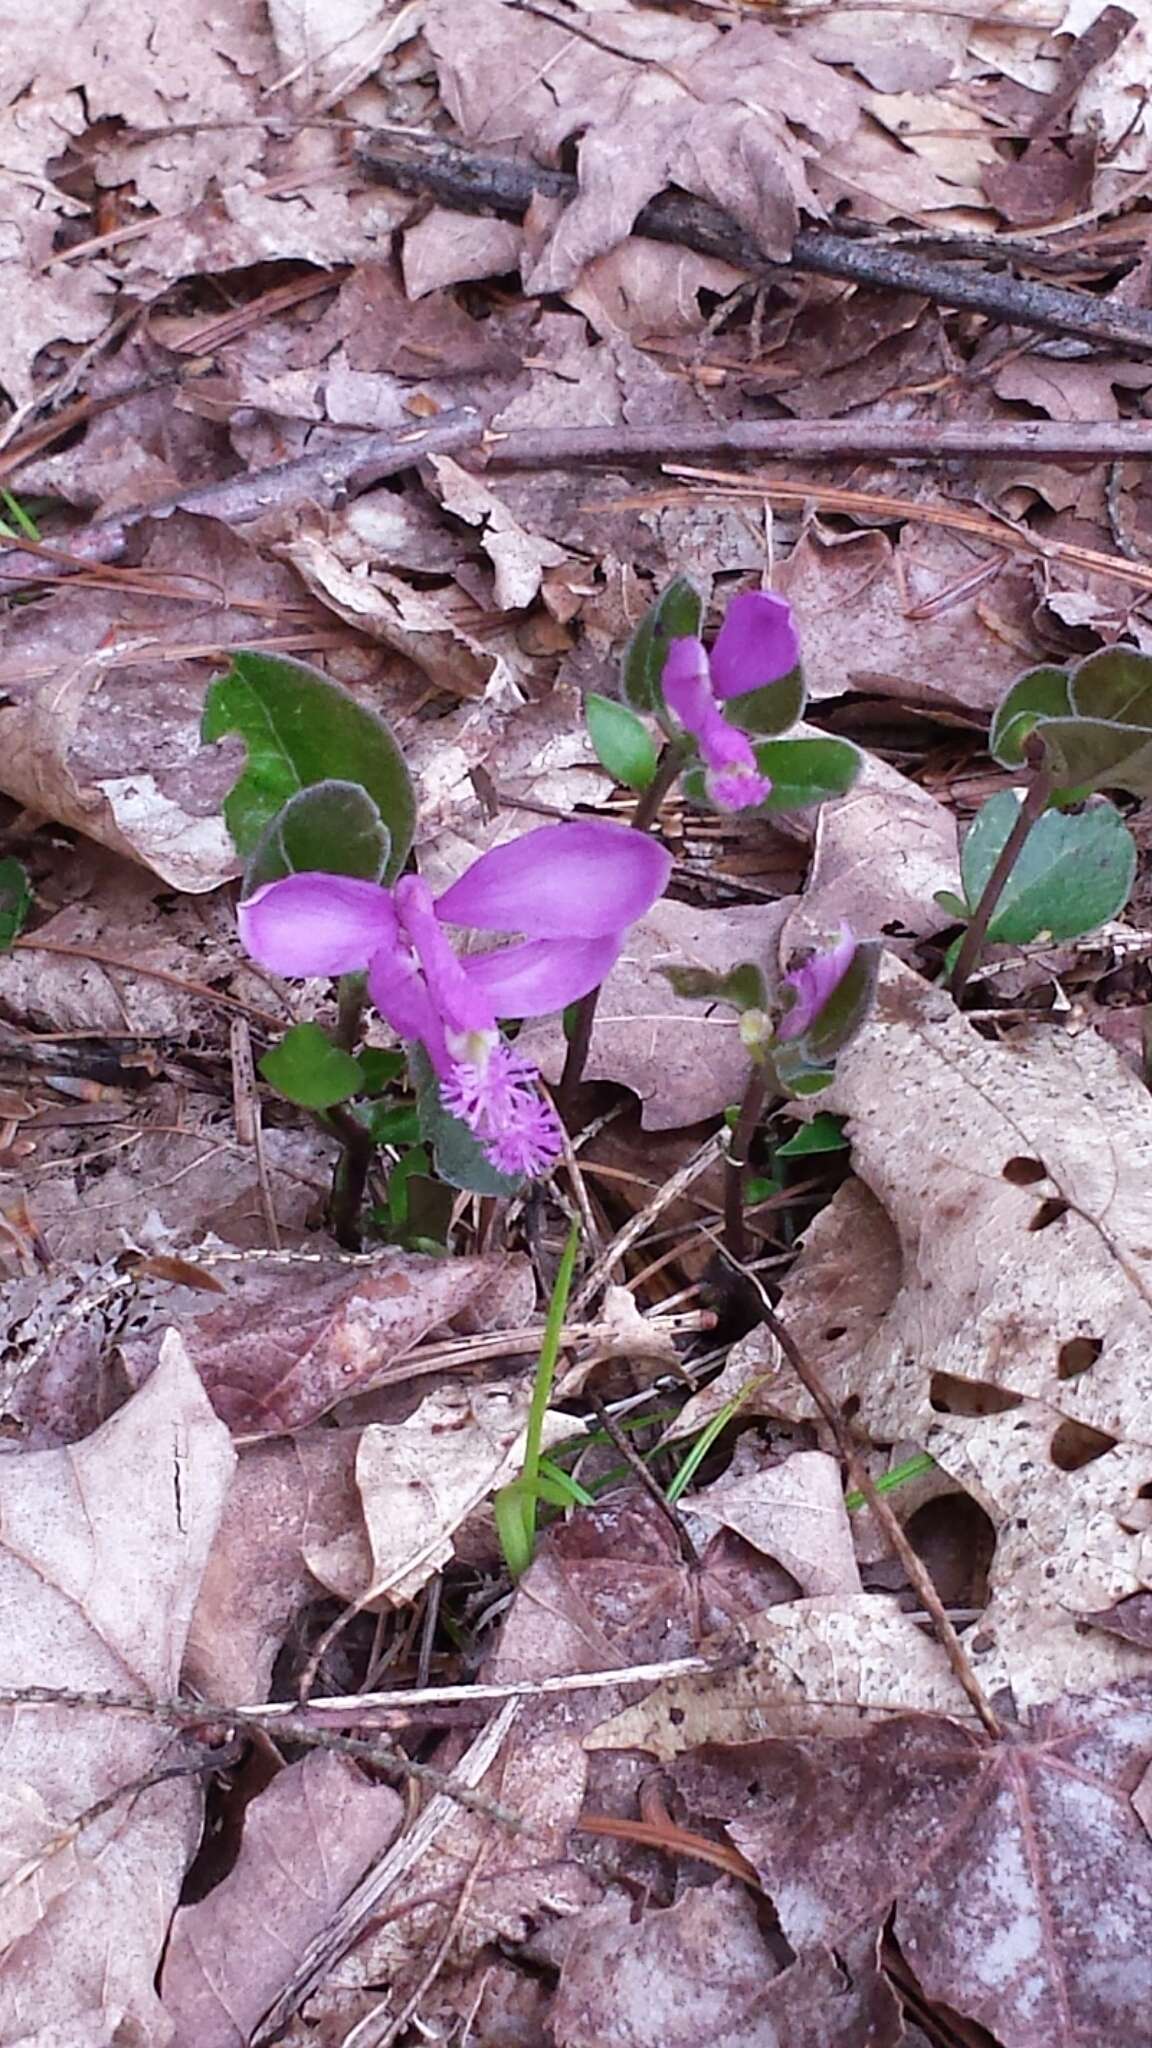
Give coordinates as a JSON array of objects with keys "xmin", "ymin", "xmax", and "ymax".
[
  {"xmin": 160, "ymin": 1750, "xmax": 403, "ymax": 2048},
  {"xmin": 0, "ymin": 1334, "xmax": 234, "ymax": 2042}
]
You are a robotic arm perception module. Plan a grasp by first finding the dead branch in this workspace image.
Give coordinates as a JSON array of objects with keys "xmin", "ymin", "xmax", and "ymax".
[{"xmin": 360, "ymin": 133, "xmax": 1152, "ymax": 361}]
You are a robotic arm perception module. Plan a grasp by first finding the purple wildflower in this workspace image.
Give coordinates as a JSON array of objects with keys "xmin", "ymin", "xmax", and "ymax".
[
  {"xmin": 776, "ymin": 924, "xmax": 856, "ymax": 1042},
  {"xmin": 661, "ymin": 590, "xmax": 800, "ymax": 814},
  {"xmin": 238, "ymin": 821, "xmax": 671, "ymax": 1180}
]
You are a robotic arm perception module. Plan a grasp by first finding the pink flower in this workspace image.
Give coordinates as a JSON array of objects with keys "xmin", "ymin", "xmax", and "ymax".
[
  {"xmin": 776, "ymin": 924, "xmax": 856, "ymax": 1041},
  {"xmin": 239, "ymin": 821, "xmax": 671, "ymax": 1179},
  {"xmin": 662, "ymin": 590, "xmax": 800, "ymax": 814}
]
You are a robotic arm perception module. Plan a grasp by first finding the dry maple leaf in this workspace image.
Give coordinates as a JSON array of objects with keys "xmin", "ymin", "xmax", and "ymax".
[
  {"xmin": 674, "ymin": 1682, "xmax": 1152, "ymax": 2048},
  {"xmin": 0, "ymin": 1333, "xmax": 233, "ymax": 2044}
]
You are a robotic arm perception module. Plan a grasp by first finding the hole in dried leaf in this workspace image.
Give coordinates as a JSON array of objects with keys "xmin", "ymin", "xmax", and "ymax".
[
  {"xmin": 905, "ymin": 1494, "xmax": 996, "ymax": 1608},
  {"xmin": 841, "ymin": 1394, "xmax": 861, "ymax": 1420},
  {"xmin": 1057, "ymin": 1337, "xmax": 1104, "ymax": 1380},
  {"xmin": 929, "ymin": 1373, "xmax": 1023, "ymax": 1417},
  {"xmin": 1002, "ymin": 1156, "xmax": 1048, "ymax": 1185},
  {"xmin": 823, "ymin": 1324, "xmax": 848, "ymax": 1342},
  {"xmin": 1049, "ymin": 1419, "xmax": 1118, "ymax": 1471},
  {"xmin": 1029, "ymin": 1197, "xmax": 1070, "ymax": 1231}
]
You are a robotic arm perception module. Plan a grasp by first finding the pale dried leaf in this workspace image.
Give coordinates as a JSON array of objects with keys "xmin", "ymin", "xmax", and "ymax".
[
  {"xmin": 0, "ymin": 1334, "xmax": 234, "ymax": 2043},
  {"xmin": 688, "ymin": 1451, "xmax": 862, "ymax": 1598}
]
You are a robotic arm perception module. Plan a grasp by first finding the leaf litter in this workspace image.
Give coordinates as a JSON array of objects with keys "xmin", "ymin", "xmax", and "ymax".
[{"xmin": 2, "ymin": 0, "xmax": 1152, "ymax": 2041}]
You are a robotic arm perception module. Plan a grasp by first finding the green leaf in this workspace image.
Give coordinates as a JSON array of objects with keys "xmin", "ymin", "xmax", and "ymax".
[
  {"xmin": 933, "ymin": 889, "xmax": 970, "ymax": 922},
  {"xmin": 356, "ymin": 1047, "xmax": 406, "ymax": 1092},
  {"xmin": 412, "ymin": 1046, "xmax": 522, "ymax": 1196},
  {"xmin": 960, "ymin": 791, "xmax": 1135, "ymax": 943},
  {"xmin": 585, "ymin": 694, "xmax": 658, "ymax": 791},
  {"xmin": 1070, "ymin": 646, "xmax": 1152, "ymax": 728},
  {"xmin": 259, "ymin": 1022, "xmax": 363, "ymax": 1109},
  {"xmin": 658, "ymin": 959, "xmax": 768, "ymax": 1011},
  {"xmin": 990, "ymin": 665, "xmax": 1074, "ymax": 768},
  {"xmin": 1033, "ymin": 717, "xmax": 1152, "ymax": 799},
  {"xmin": 242, "ymin": 780, "xmax": 391, "ymax": 895},
  {"xmin": 724, "ymin": 664, "xmax": 806, "ymax": 738},
  {"xmin": 359, "ymin": 1100, "xmax": 422, "ymax": 1146},
  {"xmin": 0, "ymin": 858, "xmax": 31, "ymax": 951},
  {"xmin": 745, "ymin": 1174, "xmax": 780, "ymax": 1205},
  {"xmin": 776, "ymin": 1112, "xmax": 849, "ymax": 1159},
  {"xmin": 622, "ymin": 577, "xmax": 703, "ymax": 712},
  {"xmin": 683, "ymin": 736, "xmax": 860, "ymax": 813},
  {"xmin": 203, "ymin": 650, "xmax": 415, "ymax": 874}
]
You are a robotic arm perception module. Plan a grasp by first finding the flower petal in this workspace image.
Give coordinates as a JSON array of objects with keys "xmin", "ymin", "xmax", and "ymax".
[
  {"xmin": 366, "ymin": 936, "xmax": 449, "ymax": 1072},
  {"xmin": 661, "ymin": 636, "xmax": 714, "ymax": 738},
  {"xmin": 709, "ymin": 591, "xmax": 800, "ymax": 701},
  {"xmin": 776, "ymin": 923, "xmax": 856, "ymax": 1041},
  {"xmin": 238, "ymin": 872, "xmax": 397, "ymax": 978},
  {"xmin": 434, "ymin": 823, "xmax": 670, "ymax": 939},
  {"xmin": 461, "ymin": 933, "xmax": 623, "ymax": 1016},
  {"xmin": 395, "ymin": 875, "xmax": 495, "ymax": 1038}
]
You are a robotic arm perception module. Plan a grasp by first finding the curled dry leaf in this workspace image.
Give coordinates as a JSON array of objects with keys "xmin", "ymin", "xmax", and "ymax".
[
  {"xmin": 121, "ymin": 1251, "xmax": 533, "ymax": 1436},
  {"xmin": 675, "ymin": 1683, "xmax": 1152, "ymax": 2048},
  {"xmin": 160, "ymin": 1750, "xmax": 403, "ymax": 2048},
  {"xmin": 686, "ymin": 1450, "xmax": 862, "ymax": 1599},
  {"xmin": 0, "ymin": 1334, "xmax": 234, "ymax": 2045}
]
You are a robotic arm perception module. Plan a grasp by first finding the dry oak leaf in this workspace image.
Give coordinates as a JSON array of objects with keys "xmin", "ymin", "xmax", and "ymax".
[
  {"xmin": 0, "ymin": 1332, "xmax": 234, "ymax": 2046},
  {"xmin": 734, "ymin": 957, "xmax": 1152, "ymax": 1699},
  {"xmin": 675, "ymin": 1682, "xmax": 1152, "ymax": 2048},
  {"xmin": 589, "ymin": 1592, "xmax": 978, "ymax": 1761},
  {"xmin": 160, "ymin": 1749, "xmax": 403, "ymax": 2048},
  {"xmin": 424, "ymin": 1, "xmax": 859, "ymax": 291}
]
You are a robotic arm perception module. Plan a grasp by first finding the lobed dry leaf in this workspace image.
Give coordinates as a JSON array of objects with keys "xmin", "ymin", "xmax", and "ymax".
[{"xmin": 0, "ymin": 1334, "xmax": 234, "ymax": 2043}]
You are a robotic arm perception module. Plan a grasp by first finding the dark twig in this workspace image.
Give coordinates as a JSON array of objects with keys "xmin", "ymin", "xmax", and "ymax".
[
  {"xmin": 557, "ymin": 740, "xmax": 689, "ymax": 1114},
  {"xmin": 723, "ymin": 1063, "xmax": 769, "ymax": 1265},
  {"xmin": 588, "ymin": 1393, "xmax": 697, "ymax": 1565},
  {"xmin": 948, "ymin": 737, "xmax": 1053, "ymax": 1003},
  {"xmin": 324, "ymin": 1103, "xmax": 375, "ymax": 1251},
  {"xmin": 705, "ymin": 1238, "xmax": 1002, "ymax": 1739},
  {"xmin": 360, "ymin": 135, "xmax": 1152, "ymax": 361}
]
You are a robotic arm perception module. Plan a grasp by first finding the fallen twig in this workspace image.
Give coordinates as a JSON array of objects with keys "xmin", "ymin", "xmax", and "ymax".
[{"xmin": 360, "ymin": 134, "xmax": 1152, "ymax": 361}]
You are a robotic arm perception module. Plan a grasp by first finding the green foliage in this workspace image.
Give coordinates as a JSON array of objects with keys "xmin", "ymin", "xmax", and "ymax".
[
  {"xmin": 585, "ymin": 693, "xmax": 658, "ymax": 791},
  {"xmin": 259, "ymin": 1022, "xmax": 363, "ymax": 1109},
  {"xmin": 776, "ymin": 1112, "xmax": 849, "ymax": 1159},
  {"xmin": 682, "ymin": 735, "xmax": 861, "ymax": 814},
  {"xmin": 412, "ymin": 1047, "xmax": 522, "ymax": 1197},
  {"xmin": 243, "ymin": 780, "xmax": 391, "ymax": 894},
  {"xmin": 0, "ymin": 858, "xmax": 31, "ymax": 951},
  {"xmin": 494, "ymin": 1221, "xmax": 581, "ymax": 1579},
  {"xmin": 621, "ymin": 577, "xmax": 702, "ymax": 712},
  {"xmin": 959, "ymin": 792, "xmax": 1135, "ymax": 944},
  {"xmin": 724, "ymin": 665, "xmax": 806, "ymax": 737},
  {"xmin": 991, "ymin": 647, "xmax": 1152, "ymax": 799},
  {"xmin": 203, "ymin": 650, "xmax": 414, "ymax": 872},
  {"xmin": 659, "ymin": 960, "xmax": 768, "ymax": 1011}
]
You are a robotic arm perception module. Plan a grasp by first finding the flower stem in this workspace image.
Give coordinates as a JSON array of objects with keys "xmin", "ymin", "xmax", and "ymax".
[
  {"xmin": 557, "ymin": 739, "xmax": 690, "ymax": 1115},
  {"xmin": 325, "ymin": 1103, "xmax": 375, "ymax": 1251},
  {"xmin": 335, "ymin": 971, "xmax": 368, "ymax": 1054},
  {"xmin": 947, "ymin": 737, "xmax": 1052, "ymax": 1003},
  {"xmin": 723, "ymin": 1062, "xmax": 768, "ymax": 1264}
]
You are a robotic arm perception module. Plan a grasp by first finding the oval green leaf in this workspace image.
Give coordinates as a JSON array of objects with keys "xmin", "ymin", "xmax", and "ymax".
[
  {"xmin": 1034, "ymin": 717, "xmax": 1152, "ymax": 799},
  {"xmin": 990, "ymin": 665, "xmax": 1074, "ymax": 768},
  {"xmin": 960, "ymin": 791, "xmax": 1135, "ymax": 943},
  {"xmin": 243, "ymin": 780, "xmax": 391, "ymax": 896},
  {"xmin": 622, "ymin": 577, "xmax": 703, "ymax": 712},
  {"xmin": 259, "ymin": 1022, "xmax": 363, "ymax": 1109},
  {"xmin": 203, "ymin": 650, "xmax": 415, "ymax": 876},
  {"xmin": 1070, "ymin": 646, "xmax": 1152, "ymax": 729},
  {"xmin": 585, "ymin": 694, "xmax": 658, "ymax": 791},
  {"xmin": 724, "ymin": 664, "xmax": 806, "ymax": 738},
  {"xmin": 0, "ymin": 857, "xmax": 31, "ymax": 952}
]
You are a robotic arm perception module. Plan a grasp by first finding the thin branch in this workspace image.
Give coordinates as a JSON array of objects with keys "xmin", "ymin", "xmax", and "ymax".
[
  {"xmin": 588, "ymin": 1393, "xmax": 698, "ymax": 1564},
  {"xmin": 359, "ymin": 135, "xmax": 1152, "ymax": 360}
]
